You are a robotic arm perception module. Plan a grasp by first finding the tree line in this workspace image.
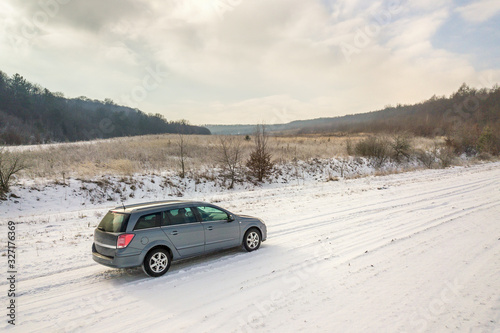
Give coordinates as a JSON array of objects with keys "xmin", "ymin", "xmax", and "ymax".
[
  {"xmin": 296, "ymin": 83, "xmax": 500, "ymax": 138},
  {"xmin": 0, "ymin": 70, "xmax": 210, "ymax": 145}
]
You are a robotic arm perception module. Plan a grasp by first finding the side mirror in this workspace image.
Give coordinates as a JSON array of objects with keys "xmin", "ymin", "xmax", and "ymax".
[{"xmin": 227, "ymin": 214, "xmax": 235, "ymax": 222}]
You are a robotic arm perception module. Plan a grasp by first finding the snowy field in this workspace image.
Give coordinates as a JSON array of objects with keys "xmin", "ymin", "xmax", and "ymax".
[{"xmin": 1, "ymin": 162, "xmax": 499, "ymax": 332}]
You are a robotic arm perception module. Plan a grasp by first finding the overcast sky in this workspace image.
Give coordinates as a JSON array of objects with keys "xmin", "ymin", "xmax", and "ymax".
[{"xmin": 1, "ymin": 0, "xmax": 499, "ymax": 125}]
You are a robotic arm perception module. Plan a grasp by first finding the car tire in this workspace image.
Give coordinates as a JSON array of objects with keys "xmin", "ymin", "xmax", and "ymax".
[
  {"xmin": 142, "ymin": 248, "xmax": 171, "ymax": 277},
  {"xmin": 243, "ymin": 228, "xmax": 261, "ymax": 252}
]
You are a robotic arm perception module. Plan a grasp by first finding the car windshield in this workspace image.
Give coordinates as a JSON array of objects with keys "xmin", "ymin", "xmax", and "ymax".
[{"xmin": 97, "ymin": 212, "xmax": 130, "ymax": 233}]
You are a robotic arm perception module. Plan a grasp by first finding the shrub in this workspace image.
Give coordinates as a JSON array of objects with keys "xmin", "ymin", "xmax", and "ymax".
[
  {"xmin": 476, "ymin": 152, "xmax": 493, "ymax": 161},
  {"xmin": 445, "ymin": 125, "xmax": 479, "ymax": 156},
  {"xmin": 416, "ymin": 142, "xmax": 455, "ymax": 169},
  {"xmin": 436, "ymin": 146, "xmax": 455, "ymax": 168},
  {"xmin": 0, "ymin": 148, "xmax": 26, "ymax": 198},
  {"xmin": 354, "ymin": 136, "xmax": 390, "ymax": 168},
  {"xmin": 390, "ymin": 134, "xmax": 412, "ymax": 162},
  {"xmin": 345, "ymin": 138, "xmax": 354, "ymax": 156},
  {"xmin": 416, "ymin": 149, "xmax": 435, "ymax": 168},
  {"xmin": 477, "ymin": 126, "xmax": 499, "ymax": 155}
]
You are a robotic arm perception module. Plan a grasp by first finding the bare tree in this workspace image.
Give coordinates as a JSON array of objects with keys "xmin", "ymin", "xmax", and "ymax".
[
  {"xmin": 177, "ymin": 133, "xmax": 187, "ymax": 178},
  {"xmin": 216, "ymin": 136, "xmax": 243, "ymax": 189},
  {"xmin": 0, "ymin": 148, "xmax": 26, "ymax": 198},
  {"xmin": 246, "ymin": 124, "xmax": 273, "ymax": 182},
  {"xmin": 345, "ymin": 137, "xmax": 354, "ymax": 156}
]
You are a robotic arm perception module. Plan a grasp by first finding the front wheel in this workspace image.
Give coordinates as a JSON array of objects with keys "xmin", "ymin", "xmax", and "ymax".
[
  {"xmin": 243, "ymin": 229, "xmax": 261, "ymax": 252},
  {"xmin": 142, "ymin": 248, "xmax": 171, "ymax": 277}
]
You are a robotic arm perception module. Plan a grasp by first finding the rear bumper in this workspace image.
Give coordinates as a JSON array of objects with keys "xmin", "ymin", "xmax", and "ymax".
[{"xmin": 92, "ymin": 243, "xmax": 142, "ymax": 268}]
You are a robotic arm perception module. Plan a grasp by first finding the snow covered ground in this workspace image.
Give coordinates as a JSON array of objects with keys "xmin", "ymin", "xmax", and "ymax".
[{"xmin": 1, "ymin": 162, "xmax": 499, "ymax": 332}]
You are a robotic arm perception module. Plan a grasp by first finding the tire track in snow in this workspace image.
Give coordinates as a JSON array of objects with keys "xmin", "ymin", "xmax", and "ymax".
[
  {"xmin": 269, "ymin": 175, "xmax": 493, "ymax": 239},
  {"xmin": 3, "ymin": 163, "xmax": 499, "ymax": 332}
]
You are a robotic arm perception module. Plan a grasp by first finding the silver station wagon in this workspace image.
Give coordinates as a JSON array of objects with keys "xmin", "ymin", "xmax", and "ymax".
[{"xmin": 92, "ymin": 200, "xmax": 267, "ymax": 277}]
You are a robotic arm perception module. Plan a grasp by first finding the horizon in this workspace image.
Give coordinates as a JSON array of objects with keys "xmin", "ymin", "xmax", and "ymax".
[{"xmin": 1, "ymin": 66, "xmax": 497, "ymax": 128}]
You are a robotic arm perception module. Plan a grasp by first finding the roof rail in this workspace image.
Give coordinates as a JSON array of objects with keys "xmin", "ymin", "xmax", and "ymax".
[{"xmin": 112, "ymin": 200, "xmax": 193, "ymax": 212}]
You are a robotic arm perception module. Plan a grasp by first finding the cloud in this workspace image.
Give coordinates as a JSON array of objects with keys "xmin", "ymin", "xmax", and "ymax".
[
  {"xmin": 0, "ymin": 0, "xmax": 499, "ymax": 125},
  {"xmin": 456, "ymin": 0, "xmax": 500, "ymax": 23},
  {"xmin": 16, "ymin": 0, "xmax": 148, "ymax": 33},
  {"xmin": 386, "ymin": 10, "xmax": 449, "ymax": 50}
]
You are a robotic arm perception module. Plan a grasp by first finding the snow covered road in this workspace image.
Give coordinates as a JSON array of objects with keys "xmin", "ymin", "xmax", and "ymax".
[{"xmin": 1, "ymin": 163, "xmax": 499, "ymax": 332}]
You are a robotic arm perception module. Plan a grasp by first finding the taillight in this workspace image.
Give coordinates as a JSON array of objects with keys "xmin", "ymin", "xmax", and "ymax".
[{"xmin": 117, "ymin": 234, "xmax": 135, "ymax": 249}]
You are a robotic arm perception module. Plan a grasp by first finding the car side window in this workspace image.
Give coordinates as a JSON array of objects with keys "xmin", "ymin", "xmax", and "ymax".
[
  {"xmin": 163, "ymin": 207, "xmax": 197, "ymax": 225},
  {"xmin": 134, "ymin": 213, "xmax": 160, "ymax": 230},
  {"xmin": 196, "ymin": 206, "xmax": 229, "ymax": 222}
]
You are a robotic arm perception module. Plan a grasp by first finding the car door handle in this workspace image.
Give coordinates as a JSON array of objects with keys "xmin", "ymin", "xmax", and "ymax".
[
  {"xmin": 206, "ymin": 226, "xmax": 213, "ymax": 231},
  {"xmin": 170, "ymin": 231, "xmax": 178, "ymax": 235}
]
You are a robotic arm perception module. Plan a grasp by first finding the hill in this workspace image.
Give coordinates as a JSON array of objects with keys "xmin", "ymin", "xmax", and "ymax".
[
  {"xmin": 0, "ymin": 70, "xmax": 210, "ymax": 145},
  {"xmin": 206, "ymin": 83, "xmax": 500, "ymax": 137}
]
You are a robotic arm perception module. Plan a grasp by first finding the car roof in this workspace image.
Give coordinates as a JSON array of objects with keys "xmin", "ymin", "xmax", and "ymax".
[{"xmin": 110, "ymin": 200, "xmax": 209, "ymax": 214}]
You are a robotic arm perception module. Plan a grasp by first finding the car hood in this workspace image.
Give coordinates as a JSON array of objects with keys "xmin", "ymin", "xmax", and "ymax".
[{"xmin": 237, "ymin": 214, "xmax": 262, "ymax": 223}]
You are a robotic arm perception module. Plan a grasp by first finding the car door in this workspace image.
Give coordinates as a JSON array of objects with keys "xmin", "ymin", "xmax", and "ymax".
[
  {"xmin": 160, "ymin": 207, "xmax": 205, "ymax": 258},
  {"xmin": 195, "ymin": 205, "xmax": 240, "ymax": 252},
  {"xmin": 131, "ymin": 212, "xmax": 164, "ymax": 254}
]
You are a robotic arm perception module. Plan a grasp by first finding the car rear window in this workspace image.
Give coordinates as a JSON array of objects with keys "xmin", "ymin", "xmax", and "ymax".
[
  {"xmin": 134, "ymin": 213, "xmax": 160, "ymax": 230},
  {"xmin": 97, "ymin": 211, "xmax": 130, "ymax": 233}
]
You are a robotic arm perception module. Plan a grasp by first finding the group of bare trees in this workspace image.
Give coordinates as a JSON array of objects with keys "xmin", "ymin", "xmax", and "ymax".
[
  {"xmin": 218, "ymin": 124, "xmax": 274, "ymax": 188},
  {"xmin": 176, "ymin": 124, "xmax": 274, "ymax": 189},
  {"xmin": 215, "ymin": 124, "xmax": 274, "ymax": 188}
]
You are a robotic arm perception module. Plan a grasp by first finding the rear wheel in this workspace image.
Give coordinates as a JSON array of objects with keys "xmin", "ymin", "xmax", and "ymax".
[
  {"xmin": 243, "ymin": 228, "xmax": 261, "ymax": 252},
  {"xmin": 142, "ymin": 248, "xmax": 171, "ymax": 277}
]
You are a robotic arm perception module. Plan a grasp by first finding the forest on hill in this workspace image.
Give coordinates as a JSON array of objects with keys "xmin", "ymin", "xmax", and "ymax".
[
  {"xmin": 294, "ymin": 83, "xmax": 500, "ymax": 137},
  {"xmin": 207, "ymin": 84, "xmax": 500, "ymax": 139},
  {"xmin": 0, "ymin": 71, "xmax": 210, "ymax": 145}
]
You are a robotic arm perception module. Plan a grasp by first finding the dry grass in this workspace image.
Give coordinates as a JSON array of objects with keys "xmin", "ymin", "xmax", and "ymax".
[
  {"xmin": 14, "ymin": 133, "xmax": 434, "ymax": 180},
  {"xmin": 412, "ymin": 136, "xmax": 444, "ymax": 151},
  {"xmin": 269, "ymin": 135, "xmax": 366, "ymax": 162}
]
